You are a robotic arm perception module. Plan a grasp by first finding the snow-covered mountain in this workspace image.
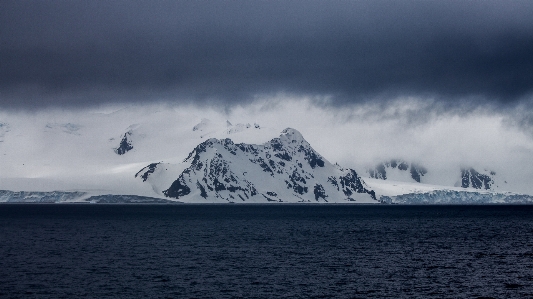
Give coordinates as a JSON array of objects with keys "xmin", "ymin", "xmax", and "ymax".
[
  {"xmin": 112, "ymin": 124, "xmax": 142, "ymax": 155},
  {"xmin": 457, "ymin": 167, "xmax": 502, "ymax": 190},
  {"xmin": 366, "ymin": 159, "xmax": 428, "ymax": 183},
  {"xmin": 0, "ymin": 105, "xmax": 532, "ymax": 204},
  {"xmin": 135, "ymin": 128, "xmax": 377, "ymax": 203},
  {"xmin": 364, "ymin": 159, "xmax": 507, "ymax": 192},
  {"xmin": 114, "ymin": 131, "xmax": 134, "ymax": 155}
]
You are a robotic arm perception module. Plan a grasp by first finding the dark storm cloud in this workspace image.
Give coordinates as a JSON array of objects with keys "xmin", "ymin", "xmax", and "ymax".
[{"xmin": 1, "ymin": 0, "xmax": 533, "ymax": 108}]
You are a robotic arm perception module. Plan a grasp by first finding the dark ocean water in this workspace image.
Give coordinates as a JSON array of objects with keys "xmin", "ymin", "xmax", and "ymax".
[{"xmin": 1, "ymin": 204, "xmax": 532, "ymax": 299}]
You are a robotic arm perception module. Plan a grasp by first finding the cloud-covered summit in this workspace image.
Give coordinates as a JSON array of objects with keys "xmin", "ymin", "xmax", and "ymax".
[{"xmin": 1, "ymin": 0, "xmax": 533, "ymax": 109}]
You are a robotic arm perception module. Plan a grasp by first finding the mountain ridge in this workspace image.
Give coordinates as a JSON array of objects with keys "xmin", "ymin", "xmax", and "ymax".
[{"xmin": 136, "ymin": 128, "xmax": 377, "ymax": 203}]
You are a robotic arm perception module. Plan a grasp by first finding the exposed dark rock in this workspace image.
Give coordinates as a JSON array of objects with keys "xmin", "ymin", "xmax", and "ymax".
[
  {"xmin": 368, "ymin": 159, "xmax": 427, "ymax": 183},
  {"xmin": 196, "ymin": 181, "xmax": 208, "ymax": 198},
  {"xmin": 135, "ymin": 163, "xmax": 160, "ymax": 182},
  {"xmin": 313, "ymin": 184, "xmax": 327, "ymax": 201},
  {"xmin": 397, "ymin": 161, "xmax": 409, "ymax": 171},
  {"xmin": 339, "ymin": 169, "xmax": 376, "ymax": 200},
  {"xmin": 274, "ymin": 152, "xmax": 292, "ymax": 161},
  {"xmin": 410, "ymin": 163, "xmax": 428, "ymax": 183},
  {"xmin": 251, "ymin": 157, "xmax": 274, "ymax": 175},
  {"xmin": 213, "ymin": 178, "xmax": 226, "ymax": 191},
  {"xmin": 327, "ymin": 176, "xmax": 339, "ymax": 190},
  {"xmin": 461, "ymin": 168, "xmax": 494, "ymax": 190},
  {"xmin": 270, "ymin": 138, "xmax": 284, "ymax": 151},
  {"xmin": 114, "ymin": 132, "xmax": 133, "ymax": 155},
  {"xmin": 298, "ymin": 145, "xmax": 325, "ymax": 168},
  {"xmin": 164, "ymin": 174, "xmax": 191, "ymax": 198}
]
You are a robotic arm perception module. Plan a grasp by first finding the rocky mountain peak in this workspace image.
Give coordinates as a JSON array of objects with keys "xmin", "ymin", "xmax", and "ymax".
[
  {"xmin": 280, "ymin": 128, "xmax": 305, "ymax": 143},
  {"xmin": 136, "ymin": 128, "xmax": 376, "ymax": 203},
  {"xmin": 459, "ymin": 167, "xmax": 496, "ymax": 190},
  {"xmin": 114, "ymin": 131, "xmax": 133, "ymax": 155}
]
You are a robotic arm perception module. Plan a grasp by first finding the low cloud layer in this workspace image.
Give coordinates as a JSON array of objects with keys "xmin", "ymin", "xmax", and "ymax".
[{"xmin": 1, "ymin": 0, "xmax": 533, "ymax": 109}]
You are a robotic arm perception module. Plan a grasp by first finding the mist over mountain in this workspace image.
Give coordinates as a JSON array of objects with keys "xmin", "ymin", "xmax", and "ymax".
[
  {"xmin": 0, "ymin": 101, "xmax": 532, "ymax": 203},
  {"xmin": 364, "ymin": 159, "xmax": 507, "ymax": 193},
  {"xmin": 366, "ymin": 159, "xmax": 428, "ymax": 183}
]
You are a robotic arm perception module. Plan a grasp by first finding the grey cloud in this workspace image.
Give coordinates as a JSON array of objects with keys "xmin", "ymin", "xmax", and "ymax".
[{"xmin": 1, "ymin": 0, "xmax": 533, "ymax": 109}]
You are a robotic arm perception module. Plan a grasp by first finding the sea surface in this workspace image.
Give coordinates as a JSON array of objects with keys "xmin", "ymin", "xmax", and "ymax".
[{"xmin": 1, "ymin": 204, "xmax": 532, "ymax": 299}]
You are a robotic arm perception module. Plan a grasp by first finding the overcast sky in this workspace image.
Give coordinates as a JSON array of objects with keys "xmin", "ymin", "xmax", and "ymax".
[
  {"xmin": 1, "ymin": 0, "xmax": 532, "ymax": 110},
  {"xmin": 1, "ymin": 1, "xmax": 533, "ymax": 194}
]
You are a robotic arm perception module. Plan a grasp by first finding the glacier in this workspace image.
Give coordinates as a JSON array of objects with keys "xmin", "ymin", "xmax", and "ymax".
[
  {"xmin": 0, "ymin": 190, "xmax": 176, "ymax": 204},
  {"xmin": 380, "ymin": 190, "xmax": 533, "ymax": 204}
]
